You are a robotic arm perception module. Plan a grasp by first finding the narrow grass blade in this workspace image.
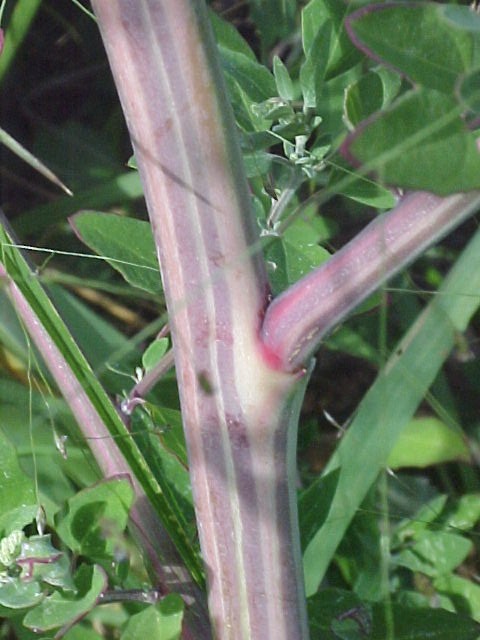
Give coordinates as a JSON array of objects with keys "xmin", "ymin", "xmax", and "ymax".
[
  {"xmin": 0, "ymin": 0, "xmax": 41, "ymax": 85},
  {"xmin": 0, "ymin": 127, "xmax": 73, "ymax": 196},
  {"xmin": 303, "ymin": 225, "xmax": 480, "ymax": 596}
]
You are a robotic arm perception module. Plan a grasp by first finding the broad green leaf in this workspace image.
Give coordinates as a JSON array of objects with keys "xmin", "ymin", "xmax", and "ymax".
[
  {"xmin": 300, "ymin": 22, "xmax": 332, "ymax": 109},
  {"xmin": 13, "ymin": 171, "xmax": 145, "ymax": 236},
  {"xmin": 326, "ymin": 325, "xmax": 379, "ymax": 364},
  {"xmin": 55, "ymin": 477, "xmax": 134, "ymax": 562},
  {"xmin": 368, "ymin": 602, "xmax": 480, "ymax": 640},
  {"xmin": 299, "ymin": 468, "xmax": 340, "ymax": 551},
  {"xmin": 343, "ymin": 88, "xmax": 480, "ymax": 194},
  {"xmin": 219, "ymin": 48, "xmax": 276, "ymax": 104},
  {"xmin": 393, "ymin": 495, "xmax": 449, "ymax": 545},
  {"xmin": 387, "ymin": 416, "xmax": 470, "ymax": 469},
  {"xmin": 435, "ymin": 574, "xmax": 480, "ymax": 622},
  {"xmin": 303, "ymin": 225, "xmax": 480, "ymax": 595},
  {"xmin": 70, "ymin": 211, "xmax": 162, "ymax": 295},
  {"xmin": 142, "ymin": 338, "xmax": 169, "ymax": 373},
  {"xmin": 329, "ymin": 168, "xmax": 397, "ymax": 209},
  {"xmin": 249, "ymin": 0, "xmax": 296, "ymax": 53},
  {"xmin": 120, "ymin": 595, "xmax": 184, "ymax": 640},
  {"xmin": 209, "ymin": 9, "xmax": 255, "ymax": 61},
  {"xmin": 346, "ymin": 3, "xmax": 479, "ymax": 93},
  {"xmin": 264, "ymin": 208, "xmax": 331, "ymax": 294},
  {"xmin": 394, "ymin": 530, "xmax": 472, "ymax": 577},
  {"xmin": 0, "ymin": 428, "xmax": 36, "ymax": 535},
  {"xmin": 375, "ymin": 66, "xmax": 402, "ymax": 108},
  {"xmin": 446, "ymin": 494, "xmax": 480, "ymax": 532},
  {"xmin": 242, "ymin": 150, "xmax": 274, "ymax": 178},
  {"xmin": 307, "ymin": 588, "xmax": 370, "ymax": 640},
  {"xmin": 344, "ymin": 71, "xmax": 384, "ymax": 128},
  {"xmin": 0, "ymin": 580, "xmax": 44, "ymax": 617},
  {"xmin": 308, "ymin": 588, "xmax": 480, "ymax": 640},
  {"xmin": 302, "ymin": 0, "xmax": 361, "ymax": 79},
  {"xmin": 23, "ymin": 564, "xmax": 107, "ymax": 632},
  {"xmin": 64, "ymin": 625, "xmax": 104, "ymax": 640},
  {"xmin": 273, "ymin": 55, "xmax": 295, "ymax": 101},
  {"xmin": 19, "ymin": 534, "xmax": 74, "ymax": 589}
]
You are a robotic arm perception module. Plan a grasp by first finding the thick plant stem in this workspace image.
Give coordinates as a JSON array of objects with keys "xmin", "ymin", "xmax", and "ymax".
[
  {"xmin": 92, "ymin": 1, "xmax": 310, "ymax": 638},
  {"xmin": 262, "ymin": 190, "xmax": 480, "ymax": 371}
]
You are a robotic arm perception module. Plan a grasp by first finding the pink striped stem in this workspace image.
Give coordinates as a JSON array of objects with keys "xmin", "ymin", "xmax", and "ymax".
[
  {"xmin": 91, "ymin": 1, "xmax": 310, "ymax": 638},
  {"xmin": 262, "ymin": 190, "xmax": 480, "ymax": 371}
]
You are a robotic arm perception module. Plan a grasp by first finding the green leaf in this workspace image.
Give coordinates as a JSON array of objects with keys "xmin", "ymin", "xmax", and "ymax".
[
  {"xmin": 19, "ymin": 534, "xmax": 75, "ymax": 589},
  {"xmin": 264, "ymin": 207, "xmax": 331, "ymax": 294},
  {"xmin": 387, "ymin": 416, "xmax": 470, "ymax": 469},
  {"xmin": 249, "ymin": 0, "xmax": 296, "ymax": 53},
  {"xmin": 0, "ymin": 580, "xmax": 44, "ymax": 617},
  {"xmin": 142, "ymin": 338, "xmax": 169, "ymax": 373},
  {"xmin": 394, "ymin": 530, "xmax": 472, "ymax": 577},
  {"xmin": 273, "ymin": 55, "xmax": 295, "ymax": 101},
  {"xmin": 120, "ymin": 594, "xmax": 184, "ymax": 640},
  {"xmin": 302, "ymin": 225, "xmax": 480, "ymax": 595},
  {"xmin": 14, "ymin": 170, "xmax": 145, "ymax": 236},
  {"xmin": 434, "ymin": 574, "xmax": 480, "ymax": 621},
  {"xmin": 307, "ymin": 588, "xmax": 371, "ymax": 640},
  {"xmin": 308, "ymin": 588, "xmax": 480, "ymax": 640},
  {"xmin": 393, "ymin": 495, "xmax": 449, "ymax": 545},
  {"xmin": 368, "ymin": 602, "xmax": 480, "ymax": 640},
  {"xmin": 23, "ymin": 564, "xmax": 107, "ymax": 632},
  {"xmin": 344, "ymin": 71, "xmax": 384, "ymax": 128},
  {"xmin": 342, "ymin": 88, "xmax": 480, "ymax": 195},
  {"xmin": 0, "ymin": 428, "xmax": 36, "ymax": 535},
  {"xmin": 329, "ymin": 167, "xmax": 397, "ymax": 209},
  {"xmin": 446, "ymin": 494, "xmax": 480, "ymax": 532},
  {"xmin": 302, "ymin": 0, "xmax": 361, "ymax": 79},
  {"xmin": 70, "ymin": 211, "xmax": 161, "ymax": 295},
  {"xmin": 346, "ymin": 3, "xmax": 479, "ymax": 93},
  {"xmin": 219, "ymin": 48, "xmax": 276, "ymax": 104},
  {"xmin": 300, "ymin": 21, "xmax": 332, "ymax": 109},
  {"xmin": 55, "ymin": 477, "xmax": 134, "ymax": 562},
  {"xmin": 209, "ymin": 9, "xmax": 255, "ymax": 61}
]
